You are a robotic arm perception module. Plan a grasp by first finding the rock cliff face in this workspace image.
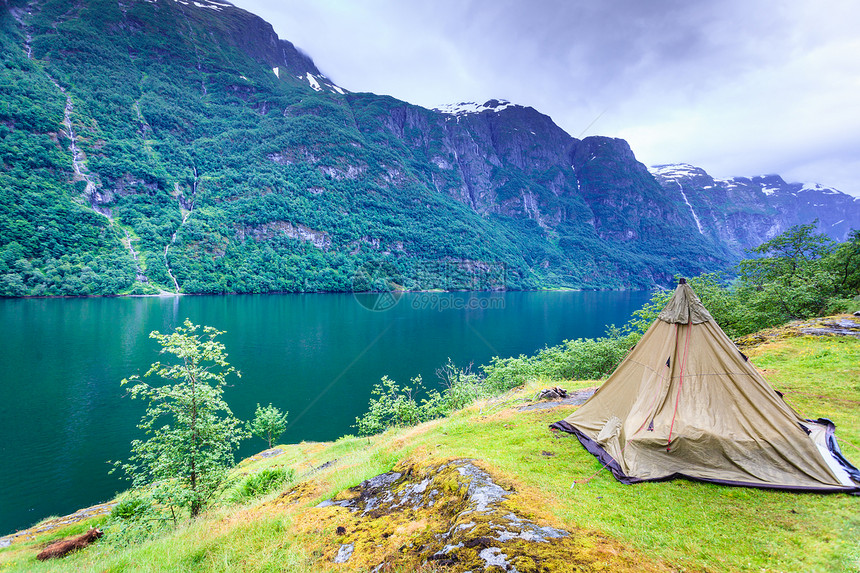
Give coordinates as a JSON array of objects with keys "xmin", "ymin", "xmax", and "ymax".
[
  {"xmin": 1, "ymin": 0, "xmax": 857, "ymax": 296},
  {"xmin": 366, "ymin": 98, "xmax": 705, "ymax": 236},
  {"xmin": 354, "ymin": 98, "xmax": 737, "ymax": 285},
  {"xmin": 650, "ymin": 164, "xmax": 860, "ymax": 252}
]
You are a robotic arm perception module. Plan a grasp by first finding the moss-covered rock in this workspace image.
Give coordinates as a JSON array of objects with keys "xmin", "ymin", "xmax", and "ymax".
[
  {"xmin": 307, "ymin": 458, "xmax": 624, "ymax": 572},
  {"xmin": 735, "ymin": 314, "xmax": 860, "ymax": 350}
]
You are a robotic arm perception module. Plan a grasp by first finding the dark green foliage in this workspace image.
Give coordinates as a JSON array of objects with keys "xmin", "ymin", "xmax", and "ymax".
[
  {"xmin": 736, "ymin": 222, "xmax": 837, "ymax": 321},
  {"xmin": 236, "ymin": 468, "xmax": 294, "ymax": 500},
  {"xmin": 830, "ymin": 229, "xmax": 860, "ymax": 294},
  {"xmin": 633, "ymin": 224, "xmax": 860, "ymax": 337}
]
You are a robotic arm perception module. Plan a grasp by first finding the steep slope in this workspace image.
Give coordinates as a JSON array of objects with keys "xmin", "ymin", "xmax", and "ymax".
[
  {"xmin": 0, "ymin": 0, "xmax": 825, "ymax": 296},
  {"xmin": 1, "ymin": 0, "xmax": 539, "ymax": 294},
  {"xmin": 650, "ymin": 163, "xmax": 860, "ymax": 252},
  {"xmin": 348, "ymin": 96, "xmax": 733, "ymax": 286}
]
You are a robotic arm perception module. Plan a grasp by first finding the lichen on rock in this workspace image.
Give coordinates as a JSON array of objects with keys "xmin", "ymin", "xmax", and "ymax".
[{"xmin": 309, "ymin": 458, "xmax": 592, "ymax": 571}]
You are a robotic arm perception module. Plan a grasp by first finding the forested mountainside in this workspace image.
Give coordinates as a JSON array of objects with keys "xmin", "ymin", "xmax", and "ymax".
[{"xmin": 1, "ymin": 0, "xmax": 856, "ymax": 296}]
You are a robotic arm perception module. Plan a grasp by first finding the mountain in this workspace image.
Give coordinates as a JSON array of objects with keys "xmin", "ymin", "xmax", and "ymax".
[
  {"xmin": 649, "ymin": 164, "xmax": 860, "ymax": 252},
  {"xmin": 0, "ymin": 0, "xmax": 856, "ymax": 297}
]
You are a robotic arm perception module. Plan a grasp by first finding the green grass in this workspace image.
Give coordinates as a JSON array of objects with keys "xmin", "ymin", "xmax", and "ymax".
[
  {"xmin": 751, "ymin": 336, "xmax": 860, "ymax": 445},
  {"xmin": 1, "ymin": 334, "xmax": 858, "ymax": 572}
]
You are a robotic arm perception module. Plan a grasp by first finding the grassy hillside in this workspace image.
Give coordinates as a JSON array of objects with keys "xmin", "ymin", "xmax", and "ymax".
[{"xmin": 1, "ymin": 321, "xmax": 858, "ymax": 572}]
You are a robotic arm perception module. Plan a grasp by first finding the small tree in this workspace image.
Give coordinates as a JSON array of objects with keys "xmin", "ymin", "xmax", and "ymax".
[
  {"xmin": 828, "ymin": 229, "xmax": 860, "ymax": 295},
  {"xmin": 248, "ymin": 403, "xmax": 289, "ymax": 448},
  {"xmin": 737, "ymin": 222, "xmax": 836, "ymax": 321},
  {"xmin": 116, "ymin": 319, "xmax": 247, "ymax": 520}
]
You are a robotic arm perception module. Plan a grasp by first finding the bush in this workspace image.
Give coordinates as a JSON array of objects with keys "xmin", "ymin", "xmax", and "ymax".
[
  {"xmin": 354, "ymin": 375, "xmax": 426, "ymax": 436},
  {"xmin": 433, "ymin": 361, "xmax": 489, "ymax": 411},
  {"xmin": 354, "ymin": 360, "xmax": 498, "ymax": 436},
  {"xmin": 110, "ymin": 497, "xmax": 152, "ymax": 521},
  {"xmin": 248, "ymin": 403, "xmax": 289, "ymax": 448},
  {"xmin": 104, "ymin": 494, "xmax": 167, "ymax": 547},
  {"xmin": 236, "ymin": 468, "xmax": 294, "ymax": 500},
  {"xmin": 482, "ymin": 326, "xmax": 640, "ymax": 390}
]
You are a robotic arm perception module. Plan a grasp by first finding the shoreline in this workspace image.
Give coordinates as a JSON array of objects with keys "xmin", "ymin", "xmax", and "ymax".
[{"xmin": 0, "ymin": 286, "xmax": 654, "ymax": 301}]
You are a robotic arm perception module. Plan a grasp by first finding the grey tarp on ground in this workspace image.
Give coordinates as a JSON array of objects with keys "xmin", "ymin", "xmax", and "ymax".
[{"xmin": 552, "ymin": 281, "xmax": 860, "ymax": 492}]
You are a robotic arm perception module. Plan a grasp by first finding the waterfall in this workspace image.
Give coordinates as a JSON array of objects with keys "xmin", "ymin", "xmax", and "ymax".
[{"xmin": 677, "ymin": 182, "xmax": 704, "ymax": 235}]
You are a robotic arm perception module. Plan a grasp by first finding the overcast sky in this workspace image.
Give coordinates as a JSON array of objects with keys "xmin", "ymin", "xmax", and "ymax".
[{"xmin": 232, "ymin": 0, "xmax": 860, "ymax": 196}]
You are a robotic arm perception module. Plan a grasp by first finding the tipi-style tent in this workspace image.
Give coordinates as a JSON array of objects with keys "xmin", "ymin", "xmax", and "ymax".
[{"xmin": 552, "ymin": 279, "xmax": 860, "ymax": 492}]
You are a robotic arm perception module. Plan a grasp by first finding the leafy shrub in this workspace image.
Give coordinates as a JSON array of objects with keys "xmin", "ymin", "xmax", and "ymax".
[
  {"xmin": 248, "ymin": 403, "xmax": 289, "ymax": 448},
  {"xmin": 420, "ymin": 361, "xmax": 495, "ymax": 420},
  {"xmin": 104, "ymin": 494, "xmax": 167, "ymax": 547},
  {"xmin": 236, "ymin": 468, "xmax": 294, "ymax": 500},
  {"xmin": 354, "ymin": 375, "xmax": 427, "ymax": 436},
  {"xmin": 110, "ymin": 497, "xmax": 151, "ymax": 521},
  {"xmin": 482, "ymin": 326, "xmax": 640, "ymax": 391}
]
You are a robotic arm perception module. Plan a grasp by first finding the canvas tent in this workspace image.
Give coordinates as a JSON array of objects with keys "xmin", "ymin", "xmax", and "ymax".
[{"xmin": 552, "ymin": 279, "xmax": 860, "ymax": 492}]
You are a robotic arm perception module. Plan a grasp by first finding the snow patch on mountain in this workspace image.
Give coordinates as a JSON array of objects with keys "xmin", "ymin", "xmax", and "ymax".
[
  {"xmin": 294, "ymin": 72, "xmax": 346, "ymax": 95},
  {"xmin": 433, "ymin": 99, "xmax": 515, "ymax": 116},
  {"xmin": 801, "ymin": 182, "xmax": 840, "ymax": 195},
  {"xmin": 648, "ymin": 163, "xmax": 703, "ymax": 179},
  {"xmin": 166, "ymin": 0, "xmax": 231, "ymax": 8}
]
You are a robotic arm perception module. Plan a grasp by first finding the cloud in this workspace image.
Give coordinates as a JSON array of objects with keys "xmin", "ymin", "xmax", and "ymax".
[{"xmin": 232, "ymin": 0, "xmax": 860, "ymax": 196}]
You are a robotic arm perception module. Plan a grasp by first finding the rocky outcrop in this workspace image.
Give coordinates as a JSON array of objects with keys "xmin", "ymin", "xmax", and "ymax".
[
  {"xmin": 313, "ymin": 459, "xmax": 583, "ymax": 572},
  {"xmin": 239, "ymin": 221, "xmax": 331, "ymax": 250}
]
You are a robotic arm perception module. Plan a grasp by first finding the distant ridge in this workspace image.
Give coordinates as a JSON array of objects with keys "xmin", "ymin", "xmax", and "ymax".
[{"xmin": 650, "ymin": 164, "xmax": 860, "ymax": 250}]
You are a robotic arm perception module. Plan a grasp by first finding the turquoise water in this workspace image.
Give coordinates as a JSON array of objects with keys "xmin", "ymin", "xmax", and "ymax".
[{"xmin": 0, "ymin": 291, "xmax": 650, "ymax": 534}]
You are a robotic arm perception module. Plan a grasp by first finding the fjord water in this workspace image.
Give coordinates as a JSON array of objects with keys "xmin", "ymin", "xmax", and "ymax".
[{"xmin": 0, "ymin": 291, "xmax": 649, "ymax": 535}]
